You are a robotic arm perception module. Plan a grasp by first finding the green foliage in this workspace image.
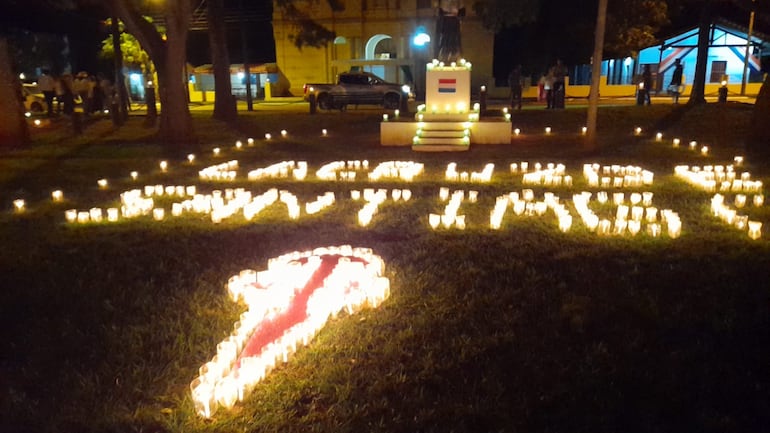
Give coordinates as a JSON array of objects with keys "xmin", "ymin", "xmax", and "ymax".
[
  {"xmin": 274, "ymin": 0, "xmax": 337, "ymax": 48},
  {"xmin": 100, "ymin": 18, "xmax": 163, "ymax": 76},
  {"xmin": 605, "ymin": 0, "xmax": 669, "ymax": 57},
  {"xmin": 472, "ymin": 0, "xmax": 542, "ymax": 32}
]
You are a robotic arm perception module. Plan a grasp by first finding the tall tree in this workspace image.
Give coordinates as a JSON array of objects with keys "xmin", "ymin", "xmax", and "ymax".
[
  {"xmin": 109, "ymin": 0, "xmax": 194, "ymax": 152},
  {"xmin": 687, "ymin": 0, "xmax": 713, "ymax": 105},
  {"xmin": 207, "ymin": 0, "xmax": 236, "ymax": 122},
  {"xmin": 0, "ymin": 36, "xmax": 29, "ymax": 147},
  {"xmin": 586, "ymin": 0, "xmax": 608, "ymax": 151}
]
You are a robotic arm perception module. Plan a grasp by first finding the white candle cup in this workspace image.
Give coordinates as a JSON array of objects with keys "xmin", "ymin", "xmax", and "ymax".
[
  {"xmin": 647, "ymin": 223, "xmax": 661, "ymax": 237},
  {"xmin": 52, "ymin": 190, "xmax": 63, "ymax": 202},
  {"xmin": 439, "ymin": 187, "xmax": 450, "ymax": 201},
  {"xmin": 153, "ymin": 208, "xmax": 165, "ymax": 221},
  {"xmin": 642, "ymin": 192, "xmax": 653, "ymax": 206},
  {"xmin": 97, "ymin": 179, "xmax": 108, "ymax": 189},
  {"xmin": 89, "ymin": 207, "xmax": 103, "ymax": 222},
  {"xmin": 455, "ymin": 215, "xmax": 466, "ymax": 230},
  {"xmin": 130, "ymin": 171, "xmax": 138, "ymax": 180},
  {"xmin": 13, "ymin": 199, "xmax": 25, "ymax": 212},
  {"xmin": 107, "ymin": 208, "xmax": 119, "ymax": 221},
  {"xmin": 350, "ymin": 190, "xmax": 361, "ymax": 200},
  {"xmin": 441, "ymin": 214, "xmax": 454, "ymax": 229},
  {"xmin": 77, "ymin": 211, "xmax": 90, "ymax": 223},
  {"xmin": 734, "ymin": 194, "xmax": 747, "ymax": 208},
  {"xmin": 65, "ymin": 209, "xmax": 77, "ymax": 222},
  {"xmin": 748, "ymin": 221, "xmax": 762, "ymax": 240},
  {"xmin": 428, "ymin": 214, "xmax": 440, "ymax": 229},
  {"xmin": 753, "ymin": 194, "xmax": 764, "ymax": 207},
  {"xmin": 402, "ymin": 189, "xmax": 412, "ymax": 201}
]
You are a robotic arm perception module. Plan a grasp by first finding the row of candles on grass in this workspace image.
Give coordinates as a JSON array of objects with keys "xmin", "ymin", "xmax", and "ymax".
[
  {"xmin": 445, "ymin": 162, "xmax": 494, "ymax": 183},
  {"xmin": 583, "ymin": 164, "xmax": 655, "ymax": 188},
  {"xmin": 711, "ymin": 194, "xmax": 763, "ymax": 239},
  {"xmin": 190, "ymin": 246, "xmax": 390, "ymax": 418},
  {"xmin": 427, "ymin": 187, "xmax": 681, "ymax": 237},
  {"xmin": 674, "ymin": 165, "xmax": 763, "ymax": 193}
]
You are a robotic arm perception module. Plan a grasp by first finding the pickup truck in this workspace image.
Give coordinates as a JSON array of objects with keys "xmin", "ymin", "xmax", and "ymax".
[{"xmin": 303, "ymin": 71, "xmax": 411, "ymax": 110}]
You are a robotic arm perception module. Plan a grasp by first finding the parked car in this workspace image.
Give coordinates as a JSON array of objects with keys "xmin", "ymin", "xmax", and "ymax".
[
  {"xmin": 304, "ymin": 71, "xmax": 412, "ymax": 110},
  {"xmin": 22, "ymin": 83, "xmax": 47, "ymax": 114}
]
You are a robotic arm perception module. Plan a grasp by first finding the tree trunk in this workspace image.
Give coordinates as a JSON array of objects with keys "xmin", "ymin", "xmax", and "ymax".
[
  {"xmin": 687, "ymin": 0, "xmax": 711, "ymax": 106},
  {"xmin": 585, "ymin": 0, "xmax": 608, "ymax": 151},
  {"xmin": 0, "ymin": 37, "xmax": 29, "ymax": 147},
  {"xmin": 747, "ymin": 73, "xmax": 770, "ymax": 159},
  {"xmin": 208, "ymin": 0, "xmax": 237, "ymax": 122},
  {"xmin": 111, "ymin": 0, "xmax": 194, "ymax": 151},
  {"xmin": 157, "ymin": 0, "xmax": 194, "ymax": 151}
]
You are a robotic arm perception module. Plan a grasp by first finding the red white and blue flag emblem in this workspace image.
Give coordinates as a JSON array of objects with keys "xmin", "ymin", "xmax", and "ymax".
[{"xmin": 438, "ymin": 78, "xmax": 456, "ymax": 93}]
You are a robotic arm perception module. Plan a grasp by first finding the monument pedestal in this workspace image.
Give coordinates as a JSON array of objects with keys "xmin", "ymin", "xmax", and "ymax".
[{"xmin": 380, "ymin": 59, "xmax": 511, "ymax": 151}]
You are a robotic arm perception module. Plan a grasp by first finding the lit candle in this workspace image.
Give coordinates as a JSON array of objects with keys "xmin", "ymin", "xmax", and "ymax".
[
  {"xmin": 429, "ymin": 214, "xmax": 440, "ymax": 229},
  {"xmin": 131, "ymin": 171, "xmax": 138, "ymax": 180},
  {"xmin": 748, "ymin": 221, "xmax": 762, "ymax": 240},
  {"xmin": 188, "ymin": 154, "xmax": 195, "ymax": 163},
  {"xmin": 545, "ymin": 126, "xmax": 551, "ymax": 134},
  {"xmin": 235, "ymin": 140, "xmax": 243, "ymax": 149},
  {"xmin": 213, "ymin": 148, "xmax": 220, "ymax": 156},
  {"xmin": 98, "ymin": 179, "xmax": 108, "ymax": 189},
  {"xmin": 321, "ymin": 129, "xmax": 328, "ymax": 136},
  {"xmin": 65, "ymin": 209, "xmax": 77, "ymax": 222},
  {"xmin": 265, "ymin": 133, "xmax": 272, "ymax": 140},
  {"xmin": 402, "ymin": 189, "xmax": 412, "ymax": 201},
  {"xmin": 655, "ymin": 132, "xmax": 663, "ymax": 141},
  {"xmin": 382, "ymin": 114, "xmax": 389, "ymax": 121},
  {"xmin": 52, "ymin": 190, "xmax": 63, "ymax": 202},
  {"xmin": 107, "ymin": 208, "xmax": 119, "ymax": 221},
  {"xmin": 581, "ymin": 126, "xmax": 587, "ymax": 134},
  {"xmin": 753, "ymin": 194, "xmax": 764, "ymax": 207},
  {"xmin": 734, "ymin": 194, "xmax": 747, "ymax": 208},
  {"xmin": 281, "ymin": 130, "xmax": 288, "ymax": 137},
  {"xmin": 514, "ymin": 128, "xmax": 521, "ymax": 136},
  {"xmin": 160, "ymin": 160, "xmax": 168, "ymax": 172},
  {"xmin": 13, "ymin": 199, "xmax": 25, "ymax": 212},
  {"xmin": 673, "ymin": 138, "xmax": 680, "ymax": 148}
]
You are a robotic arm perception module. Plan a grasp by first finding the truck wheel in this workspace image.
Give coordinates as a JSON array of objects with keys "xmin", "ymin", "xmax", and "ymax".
[
  {"xmin": 317, "ymin": 93, "xmax": 332, "ymax": 110},
  {"xmin": 383, "ymin": 94, "xmax": 400, "ymax": 110}
]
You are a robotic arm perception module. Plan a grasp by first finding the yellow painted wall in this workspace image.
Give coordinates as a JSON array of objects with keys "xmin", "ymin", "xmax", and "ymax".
[{"xmin": 272, "ymin": 0, "xmax": 495, "ymax": 96}]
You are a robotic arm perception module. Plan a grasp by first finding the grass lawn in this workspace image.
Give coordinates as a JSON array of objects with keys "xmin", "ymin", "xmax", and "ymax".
[{"xmin": 1, "ymin": 102, "xmax": 768, "ymax": 433}]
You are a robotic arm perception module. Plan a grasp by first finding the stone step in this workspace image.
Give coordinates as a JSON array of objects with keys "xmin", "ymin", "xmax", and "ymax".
[
  {"xmin": 414, "ymin": 137, "xmax": 469, "ymax": 146},
  {"xmin": 412, "ymin": 144, "xmax": 470, "ymax": 152},
  {"xmin": 417, "ymin": 130, "xmax": 469, "ymax": 138},
  {"xmin": 417, "ymin": 122, "xmax": 470, "ymax": 131}
]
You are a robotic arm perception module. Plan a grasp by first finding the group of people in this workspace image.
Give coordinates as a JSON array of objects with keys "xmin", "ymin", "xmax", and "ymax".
[
  {"xmin": 506, "ymin": 58, "xmax": 686, "ymax": 109},
  {"xmin": 37, "ymin": 69, "xmax": 114, "ymax": 117},
  {"xmin": 507, "ymin": 59, "xmax": 568, "ymax": 110}
]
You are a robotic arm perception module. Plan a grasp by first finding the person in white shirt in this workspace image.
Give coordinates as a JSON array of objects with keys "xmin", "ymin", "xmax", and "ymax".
[{"xmin": 38, "ymin": 69, "xmax": 56, "ymax": 117}]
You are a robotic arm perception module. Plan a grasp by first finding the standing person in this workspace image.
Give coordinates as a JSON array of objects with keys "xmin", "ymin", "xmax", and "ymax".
[
  {"xmin": 508, "ymin": 65, "xmax": 522, "ymax": 110},
  {"xmin": 38, "ymin": 69, "xmax": 56, "ymax": 117},
  {"xmin": 642, "ymin": 64, "xmax": 652, "ymax": 105},
  {"xmin": 669, "ymin": 58, "xmax": 684, "ymax": 104},
  {"xmin": 58, "ymin": 74, "xmax": 75, "ymax": 116},
  {"xmin": 544, "ymin": 67, "xmax": 555, "ymax": 109},
  {"xmin": 74, "ymin": 72, "xmax": 90, "ymax": 113},
  {"xmin": 552, "ymin": 59, "xmax": 567, "ymax": 109}
]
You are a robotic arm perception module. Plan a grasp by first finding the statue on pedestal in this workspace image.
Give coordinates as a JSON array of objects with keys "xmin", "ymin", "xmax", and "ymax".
[{"xmin": 434, "ymin": 0, "xmax": 465, "ymax": 63}]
